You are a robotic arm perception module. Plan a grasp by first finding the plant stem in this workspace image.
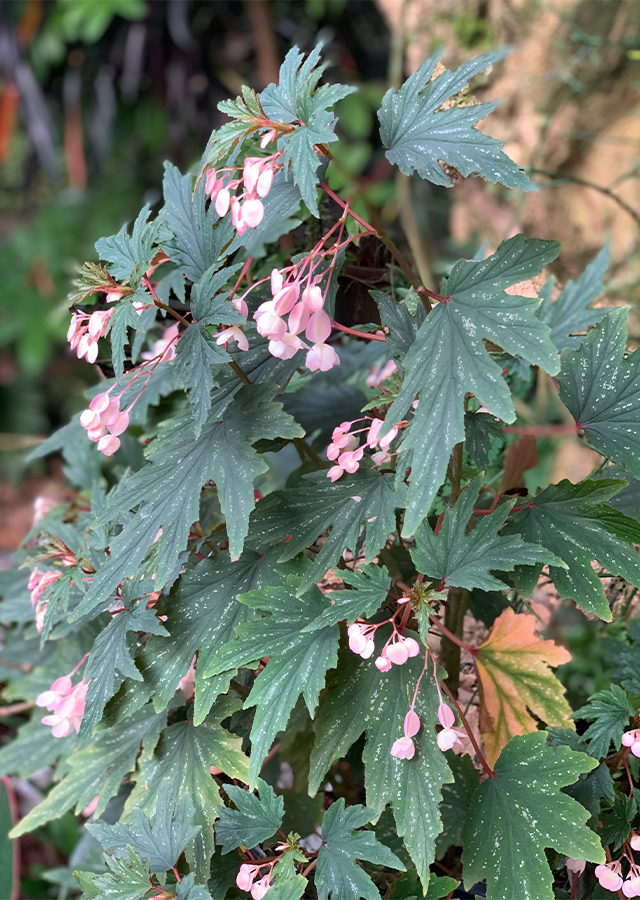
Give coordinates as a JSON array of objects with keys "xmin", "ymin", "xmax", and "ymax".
[
  {"xmin": 142, "ymin": 276, "xmax": 190, "ymax": 327},
  {"xmin": 441, "ymin": 682, "xmax": 494, "ymax": 779},
  {"xmin": 302, "ymin": 858, "xmax": 317, "ymax": 878},
  {"xmin": 448, "ymin": 442, "xmax": 463, "ymax": 507},
  {"xmin": 229, "ymin": 359, "xmax": 252, "ymax": 385},
  {"xmin": 0, "ymin": 658, "xmax": 32, "ymax": 673},
  {"xmin": 429, "ymin": 615, "xmax": 477, "ymax": 656},
  {"xmin": 441, "ymin": 586, "xmax": 470, "ymax": 695},
  {"xmin": 0, "ymin": 701, "xmax": 36, "ymax": 717},
  {"xmin": 293, "ymin": 437, "xmax": 326, "ymax": 470},
  {"xmin": 331, "ymin": 321, "xmax": 386, "ymax": 342}
]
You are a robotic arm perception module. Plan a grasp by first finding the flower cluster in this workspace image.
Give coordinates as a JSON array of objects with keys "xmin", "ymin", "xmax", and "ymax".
[
  {"xmin": 622, "ymin": 729, "xmax": 640, "ymax": 757},
  {"xmin": 236, "ymin": 863, "xmax": 272, "ymax": 899},
  {"xmin": 36, "ymin": 675, "xmax": 88, "ymax": 738},
  {"xmin": 252, "ymin": 268, "xmax": 340, "ymax": 371},
  {"xmin": 80, "ymin": 390, "xmax": 130, "ymax": 457},
  {"xmin": 28, "ymin": 567, "xmax": 61, "ymax": 632},
  {"xmin": 347, "ymin": 622, "xmax": 419, "ymax": 671},
  {"xmin": 206, "ymin": 152, "xmax": 279, "ymax": 235},
  {"xmin": 326, "ymin": 417, "xmax": 399, "ymax": 482},
  {"xmin": 67, "ymin": 308, "xmax": 115, "ymax": 364}
]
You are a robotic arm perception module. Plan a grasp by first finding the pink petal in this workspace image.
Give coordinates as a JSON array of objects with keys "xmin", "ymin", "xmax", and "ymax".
[
  {"xmin": 305, "ymin": 310, "xmax": 331, "ymax": 344},
  {"xmin": 404, "ymin": 710, "xmax": 420, "ymax": 738},
  {"xmin": 242, "ymin": 199, "xmax": 264, "ymax": 228}
]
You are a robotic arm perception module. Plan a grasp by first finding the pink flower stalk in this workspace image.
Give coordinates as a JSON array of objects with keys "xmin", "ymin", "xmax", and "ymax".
[
  {"xmin": 595, "ymin": 864, "xmax": 624, "ymax": 892},
  {"xmin": 366, "ymin": 359, "xmax": 397, "ymax": 388},
  {"xmin": 37, "ymin": 677, "xmax": 88, "ymax": 738},
  {"xmin": 142, "ymin": 323, "xmax": 180, "ymax": 362},
  {"xmin": 565, "ymin": 858, "xmax": 586, "ymax": 875},
  {"xmin": 236, "ymin": 864, "xmax": 259, "ymax": 892},
  {"xmin": 216, "ymin": 325, "xmax": 249, "ymax": 352},
  {"xmin": 251, "ymin": 875, "xmax": 271, "ymax": 900},
  {"xmin": 390, "ymin": 735, "xmax": 415, "ymax": 759},
  {"xmin": 622, "ymin": 728, "xmax": 640, "ymax": 758},
  {"xmin": 436, "ymin": 702, "xmax": 464, "ymax": 752}
]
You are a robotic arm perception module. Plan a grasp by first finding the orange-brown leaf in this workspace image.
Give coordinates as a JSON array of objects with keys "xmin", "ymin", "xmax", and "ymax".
[{"xmin": 475, "ymin": 608, "xmax": 572, "ymax": 767}]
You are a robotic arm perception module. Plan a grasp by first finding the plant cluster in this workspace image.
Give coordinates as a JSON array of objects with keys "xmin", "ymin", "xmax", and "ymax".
[{"xmin": 2, "ymin": 43, "xmax": 640, "ymax": 900}]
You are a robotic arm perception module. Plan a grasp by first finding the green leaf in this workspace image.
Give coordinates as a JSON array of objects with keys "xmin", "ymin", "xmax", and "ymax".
[
  {"xmin": 303, "ymin": 563, "xmax": 391, "ymax": 632},
  {"xmin": 74, "ymin": 385, "xmax": 303, "ymax": 618},
  {"xmin": 81, "ymin": 603, "xmax": 168, "ymax": 738},
  {"xmin": 79, "ymin": 849, "xmax": 152, "ymax": 900},
  {"xmin": 315, "ymin": 799, "xmax": 404, "ymax": 900},
  {"xmin": 411, "ymin": 477, "xmax": 564, "ymax": 591},
  {"xmin": 602, "ymin": 620, "xmax": 640, "ymax": 693},
  {"xmin": 87, "ymin": 782, "xmax": 200, "ymax": 874},
  {"xmin": 464, "ymin": 410, "xmax": 503, "ymax": 469},
  {"xmin": 264, "ymin": 875, "xmax": 307, "ymax": 900},
  {"xmin": 204, "ymin": 84, "xmax": 263, "ymax": 167},
  {"xmin": 124, "ymin": 711, "xmax": 249, "ymax": 881},
  {"xmin": 215, "ymin": 778, "xmax": 284, "ymax": 852},
  {"xmin": 189, "ymin": 263, "xmax": 244, "ymax": 324},
  {"xmin": 503, "ymin": 478, "xmax": 640, "ymax": 620},
  {"xmin": 536, "ymin": 244, "xmax": 610, "ymax": 351},
  {"xmin": 173, "ymin": 323, "xmax": 229, "ymax": 438},
  {"xmin": 107, "ymin": 298, "xmax": 153, "ymax": 380},
  {"xmin": 161, "ymin": 162, "xmax": 234, "ymax": 282},
  {"xmin": 572, "ymin": 685, "xmax": 634, "ymax": 759},
  {"xmin": 435, "ymin": 752, "xmax": 479, "ymax": 857},
  {"xmin": 600, "ymin": 792, "xmax": 637, "ymax": 851},
  {"xmin": 0, "ymin": 780, "xmax": 14, "ymax": 900},
  {"xmin": 206, "ymin": 578, "xmax": 339, "ymax": 787},
  {"xmin": 95, "ymin": 204, "xmax": 159, "ymax": 285},
  {"xmin": 11, "ymin": 704, "xmax": 165, "ymax": 837},
  {"xmin": 373, "ymin": 290, "xmax": 425, "ymax": 362},
  {"xmin": 0, "ymin": 711, "xmax": 75, "ymax": 778},
  {"xmin": 379, "ymin": 50, "xmax": 533, "ymax": 191},
  {"xmin": 248, "ymin": 470, "xmax": 406, "ymax": 594},
  {"xmin": 384, "ymin": 235, "xmax": 561, "ymax": 535},
  {"xmin": 174, "ymin": 873, "xmax": 213, "ymax": 900},
  {"xmin": 462, "ymin": 732, "xmax": 604, "ymax": 900},
  {"xmin": 260, "ymin": 46, "xmax": 356, "ymax": 215},
  {"xmin": 309, "ymin": 643, "xmax": 452, "ymax": 888},
  {"xmin": 558, "ymin": 307, "xmax": 640, "ymax": 477}
]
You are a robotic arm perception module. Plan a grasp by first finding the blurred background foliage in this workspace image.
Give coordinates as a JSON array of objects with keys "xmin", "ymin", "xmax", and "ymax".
[{"xmin": 0, "ymin": 0, "xmax": 639, "ymax": 896}]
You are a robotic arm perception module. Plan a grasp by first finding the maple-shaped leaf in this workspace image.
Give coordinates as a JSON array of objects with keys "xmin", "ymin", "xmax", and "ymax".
[
  {"xmin": 474, "ymin": 608, "xmax": 572, "ymax": 767},
  {"xmin": 139, "ymin": 550, "xmax": 302, "ymax": 721},
  {"xmin": 303, "ymin": 564, "xmax": 391, "ymax": 632},
  {"xmin": 87, "ymin": 782, "xmax": 200, "ymax": 874},
  {"xmin": 189, "ymin": 262, "xmax": 244, "ymax": 324},
  {"xmin": 124, "ymin": 701, "xmax": 249, "ymax": 881},
  {"xmin": 536, "ymin": 243, "xmax": 610, "ymax": 351},
  {"xmin": 173, "ymin": 874, "xmax": 213, "ymax": 900},
  {"xmin": 435, "ymin": 752, "xmax": 479, "ymax": 858},
  {"xmin": 263, "ymin": 875, "xmax": 307, "ymax": 900},
  {"xmin": 378, "ymin": 50, "xmax": 533, "ymax": 191},
  {"xmin": 309, "ymin": 641, "xmax": 452, "ymax": 888},
  {"xmin": 76, "ymin": 848, "xmax": 152, "ymax": 900},
  {"xmin": 571, "ymin": 684, "xmax": 634, "ymax": 760},
  {"xmin": 411, "ymin": 477, "xmax": 564, "ymax": 591},
  {"xmin": 107, "ymin": 298, "xmax": 154, "ymax": 380},
  {"xmin": 173, "ymin": 323, "xmax": 229, "ymax": 438},
  {"xmin": 600, "ymin": 792, "xmax": 637, "ymax": 851},
  {"xmin": 462, "ymin": 732, "xmax": 603, "ymax": 900},
  {"xmin": 315, "ymin": 799, "xmax": 404, "ymax": 900},
  {"xmin": 11, "ymin": 704, "xmax": 165, "ymax": 837},
  {"xmin": 95, "ymin": 205, "xmax": 160, "ymax": 286},
  {"xmin": 464, "ymin": 410, "xmax": 503, "ymax": 469},
  {"xmin": 204, "ymin": 84, "xmax": 264, "ymax": 167},
  {"xmin": 80, "ymin": 602, "xmax": 167, "ymax": 738},
  {"xmin": 382, "ymin": 235, "xmax": 560, "ymax": 535},
  {"xmin": 503, "ymin": 478, "xmax": 640, "ymax": 620},
  {"xmin": 602, "ymin": 619, "xmax": 640, "ymax": 694},
  {"xmin": 73, "ymin": 385, "xmax": 303, "ymax": 619},
  {"xmin": 160, "ymin": 162, "xmax": 234, "ymax": 282},
  {"xmin": 248, "ymin": 470, "xmax": 406, "ymax": 594},
  {"xmin": 206, "ymin": 578, "xmax": 339, "ymax": 787},
  {"xmin": 215, "ymin": 778, "xmax": 284, "ymax": 853},
  {"xmin": 558, "ymin": 307, "xmax": 640, "ymax": 477},
  {"xmin": 373, "ymin": 290, "xmax": 425, "ymax": 361},
  {"xmin": 260, "ymin": 45, "xmax": 356, "ymax": 215}
]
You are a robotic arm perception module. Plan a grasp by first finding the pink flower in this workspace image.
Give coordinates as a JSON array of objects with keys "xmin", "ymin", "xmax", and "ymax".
[
  {"xmin": 347, "ymin": 623, "xmax": 375, "ymax": 659},
  {"xmin": 256, "ymin": 166, "xmax": 273, "ymax": 198},
  {"xmin": 242, "ymin": 199, "xmax": 264, "ymax": 229},
  {"xmin": 29, "ymin": 568, "xmax": 60, "ymax": 607},
  {"xmin": 305, "ymin": 310, "xmax": 331, "ymax": 345},
  {"xmin": 288, "ymin": 301, "xmax": 310, "ymax": 335},
  {"xmin": 236, "ymin": 864, "xmax": 258, "ymax": 892},
  {"xmin": 404, "ymin": 710, "xmax": 420, "ymax": 737},
  {"xmin": 255, "ymin": 301, "xmax": 287, "ymax": 340},
  {"xmin": 386, "ymin": 642, "xmax": 409, "ymax": 666},
  {"xmin": 306, "ymin": 342, "xmax": 340, "ymax": 372},
  {"xmin": 271, "ymin": 268, "xmax": 283, "ymax": 295},
  {"xmin": 250, "ymin": 875, "xmax": 271, "ymax": 900},
  {"xmin": 436, "ymin": 702, "xmax": 464, "ymax": 751},
  {"xmin": 142, "ymin": 323, "xmax": 180, "ymax": 362},
  {"xmin": 88, "ymin": 309, "xmax": 113, "ymax": 339},
  {"xmin": 260, "ymin": 129, "xmax": 277, "ymax": 148},
  {"xmin": 216, "ymin": 325, "xmax": 249, "ymax": 352},
  {"xmin": 177, "ymin": 656, "xmax": 196, "ymax": 701},
  {"xmin": 375, "ymin": 655, "xmax": 392, "ymax": 672},
  {"xmin": 338, "ymin": 446, "xmax": 364, "ymax": 474},
  {"xmin": 301, "ymin": 283, "xmax": 324, "ymax": 312},
  {"xmin": 390, "ymin": 736, "xmax": 415, "ymax": 760},
  {"xmin": 402, "ymin": 637, "xmax": 420, "ymax": 657},
  {"xmin": 595, "ymin": 865, "xmax": 623, "ymax": 892},
  {"xmin": 366, "ymin": 359, "xmax": 396, "ymax": 388},
  {"xmin": 268, "ymin": 333, "xmax": 304, "ymax": 360},
  {"xmin": 327, "ymin": 465, "xmax": 344, "ymax": 482},
  {"xmin": 243, "ymin": 158, "xmax": 262, "ymax": 195},
  {"xmin": 215, "ymin": 189, "xmax": 231, "ymax": 217},
  {"xmin": 273, "ymin": 284, "xmax": 300, "ymax": 316},
  {"xmin": 36, "ymin": 675, "xmax": 73, "ymax": 710},
  {"xmin": 565, "ymin": 858, "xmax": 586, "ymax": 875},
  {"xmin": 331, "ymin": 425, "xmax": 352, "ymax": 449},
  {"xmin": 631, "ymin": 834, "xmax": 640, "ymax": 851},
  {"xmin": 97, "ymin": 434, "xmax": 121, "ymax": 457},
  {"xmin": 40, "ymin": 678, "xmax": 88, "ymax": 738},
  {"xmin": 232, "ymin": 297, "xmax": 248, "ymax": 319},
  {"xmin": 623, "ymin": 875, "xmax": 640, "ymax": 898}
]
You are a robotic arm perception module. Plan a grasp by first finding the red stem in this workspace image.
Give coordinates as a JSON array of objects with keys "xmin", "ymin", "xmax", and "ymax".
[
  {"xmin": 429, "ymin": 615, "xmax": 478, "ymax": 656},
  {"xmin": 230, "ymin": 256, "xmax": 253, "ymax": 299},
  {"xmin": 331, "ymin": 321, "xmax": 386, "ymax": 342},
  {"xmin": 441, "ymin": 682, "xmax": 495, "ymax": 779}
]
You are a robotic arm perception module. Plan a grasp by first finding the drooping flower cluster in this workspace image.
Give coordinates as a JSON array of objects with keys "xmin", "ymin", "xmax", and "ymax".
[
  {"xmin": 67, "ymin": 308, "xmax": 114, "ymax": 364},
  {"xmin": 622, "ymin": 728, "xmax": 640, "ymax": 757},
  {"xmin": 326, "ymin": 417, "xmax": 399, "ymax": 482},
  {"xmin": 347, "ymin": 622, "xmax": 419, "ymax": 671},
  {"xmin": 36, "ymin": 675, "xmax": 88, "ymax": 737},
  {"xmin": 236, "ymin": 863, "xmax": 272, "ymax": 899},
  {"xmin": 28, "ymin": 567, "xmax": 61, "ymax": 632},
  {"xmin": 80, "ymin": 390, "xmax": 130, "ymax": 457},
  {"xmin": 251, "ymin": 268, "xmax": 340, "ymax": 371},
  {"xmin": 206, "ymin": 152, "xmax": 280, "ymax": 235}
]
